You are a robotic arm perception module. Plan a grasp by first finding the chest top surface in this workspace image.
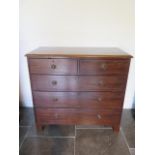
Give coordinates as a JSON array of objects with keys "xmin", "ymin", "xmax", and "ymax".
[{"xmin": 26, "ymin": 47, "xmax": 133, "ymax": 59}]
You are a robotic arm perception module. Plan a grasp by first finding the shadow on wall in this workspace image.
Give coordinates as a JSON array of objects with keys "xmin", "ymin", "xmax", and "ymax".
[
  {"xmin": 131, "ymin": 94, "xmax": 135, "ymax": 119},
  {"xmin": 19, "ymin": 79, "xmax": 24, "ymax": 107}
]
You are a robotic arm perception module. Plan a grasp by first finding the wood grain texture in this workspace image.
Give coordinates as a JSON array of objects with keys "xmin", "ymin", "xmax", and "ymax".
[
  {"xmin": 35, "ymin": 108, "xmax": 121, "ymax": 125},
  {"xmin": 27, "ymin": 47, "xmax": 132, "ymax": 132},
  {"xmin": 26, "ymin": 47, "xmax": 132, "ymax": 59},
  {"xmin": 79, "ymin": 59, "xmax": 130, "ymax": 75},
  {"xmin": 33, "ymin": 91, "xmax": 124, "ymax": 108},
  {"xmin": 31, "ymin": 75, "xmax": 127, "ymax": 92},
  {"xmin": 28, "ymin": 58, "xmax": 77, "ymax": 75}
]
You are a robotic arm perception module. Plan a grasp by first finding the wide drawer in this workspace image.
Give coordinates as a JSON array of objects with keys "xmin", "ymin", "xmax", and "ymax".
[
  {"xmin": 33, "ymin": 91, "xmax": 124, "ymax": 108},
  {"xmin": 35, "ymin": 108, "xmax": 121, "ymax": 125},
  {"xmin": 31, "ymin": 75, "xmax": 77, "ymax": 91},
  {"xmin": 80, "ymin": 59, "xmax": 130, "ymax": 75},
  {"xmin": 28, "ymin": 58, "xmax": 77, "ymax": 75},
  {"xmin": 31, "ymin": 75, "xmax": 126, "ymax": 91},
  {"xmin": 78, "ymin": 76, "xmax": 126, "ymax": 91}
]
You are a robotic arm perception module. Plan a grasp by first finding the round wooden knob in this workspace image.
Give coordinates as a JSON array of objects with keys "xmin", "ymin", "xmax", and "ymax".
[
  {"xmin": 100, "ymin": 64, "xmax": 105, "ymax": 69},
  {"xmin": 98, "ymin": 81, "xmax": 104, "ymax": 85},
  {"xmin": 51, "ymin": 64, "xmax": 56, "ymax": 69},
  {"xmin": 97, "ymin": 97, "xmax": 102, "ymax": 102},
  {"xmin": 52, "ymin": 80, "xmax": 57, "ymax": 85},
  {"xmin": 53, "ymin": 98, "xmax": 58, "ymax": 102},
  {"xmin": 54, "ymin": 114, "xmax": 58, "ymax": 119},
  {"xmin": 97, "ymin": 114, "xmax": 102, "ymax": 119}
]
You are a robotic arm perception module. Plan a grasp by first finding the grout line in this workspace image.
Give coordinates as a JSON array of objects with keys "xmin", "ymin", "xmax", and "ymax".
[
  {"xmin": 120, "ymin": 127, "xmax": 130, "ymax": 148},
  {"xmin": 129, "ymin": 148, "xmax": 135, "ymax": 155},
  {"xmin": 74, "ymin": 138, "xmax": 76, "ymax": 155},
  {"xmin": 76, "ymin": 127, "xmax": 112, "ymax": 130},
  {"xmin": 75, "ymin": 125, "xmax": 76, "ymax": 137},
  {"xmin": 74, "ymin": 125, "xmax": 77, "ymax": 155},
  {"xmin": 120, "ymin": 127, "xmax": 131, "ymax": 155},
  {"xmin": 19, "ymin": 126, "xmax": 31, "ymax": 150},
  {"xmin": 26, "ymin": 135, "xmax": 76, "ymax": 139}
]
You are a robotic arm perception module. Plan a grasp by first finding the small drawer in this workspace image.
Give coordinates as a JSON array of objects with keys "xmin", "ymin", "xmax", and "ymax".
[
  {"xmin": 31, "ymin": 75, "xmax": 78, "ymax": 91},
  {"xmin": 80, "ymin": 59, "xmax": 130, "ymax": 75},
  {"xmin": 78, "ymin": 76, "xmax": 126, "ymax": 91},
  {"xmin": 35, "ymin": 108, "xmax": 121, "ymax": 125},
  {"xmin": 28, "ymin": 58, "xmax": 77, "ymax": 75},
  {"xmin": 33, "ymin": 91, "xmax": 124, "ymax": 108}
]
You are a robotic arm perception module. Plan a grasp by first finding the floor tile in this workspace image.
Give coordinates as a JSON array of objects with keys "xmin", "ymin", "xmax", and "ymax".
[
  {"xmin": 129, "ymin": 148, "xmax": 135, "ymax": 155},
  {"xmin": 28, "ymin": 125, "xmax": 75, "ymax": 137},
  {"xmin": 20, "ymin": 137, "xmax": 74, "ymax": 155},
  {"xmin": 19, "ymin": 108, "xmax": 135, "ymax": 155},
  {"xmin": 19, "ymin": 108, "xmax": 35, "ymax": 126},
  {"xmin": 19, "ymin": 127, "xmax": 30, "ymax": 148},
  {"xmin": 121, "ymin": 109, "xmax": 135, "ymax": 148},
  {"xmin": 76, "ymin": 125, "xmax": 111, "ymax": 129},
  {"xmin": 75, "ymin": 129, "xmax": 130, "ymax": 155}
]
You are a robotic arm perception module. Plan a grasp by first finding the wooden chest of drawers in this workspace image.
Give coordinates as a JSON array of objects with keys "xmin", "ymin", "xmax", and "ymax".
[{"xmin": 26, "ymin": 47, "xmax": 132, "ymax": 132}]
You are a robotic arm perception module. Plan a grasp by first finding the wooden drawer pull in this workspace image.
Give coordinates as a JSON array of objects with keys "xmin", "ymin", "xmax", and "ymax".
[
  {"xmin": 51, "ymin": 80, "xmax": 57, "ymax": 85},
  {"xmin": 54, "ymin": 114, "xmax": 59, "ymax": 119},
  {"xmin": 97, "ymin": 97, "xmax": 102, "ymax": 102},
  {"xmin": 97, "ymin": 114, "xmax": 102, "ymax": 119},
  {"xmin": 98, "ymin": 81, "xmax": 104, "ymax": 85},
  {"xmin": 100, "ymin": 64, "xmax": 105, "ymax": 69},
  {"xmin": 51, "ymin": 64, "xmax": 56, "ymax": 69},
  {"xmin": 53, "ymin": 98, "xmax": 58, "ymax": 102}
]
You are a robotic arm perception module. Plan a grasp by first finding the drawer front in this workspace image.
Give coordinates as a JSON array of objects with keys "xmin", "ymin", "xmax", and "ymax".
[
  {"xmin": 31, "ymin": 75, "xmax": 77, "ymax": 91},
  {"xmin": 31, "ymin": 75, "xmax": 126, "ymax": 91},
  {"xmin": 80, "ymin": 59, "xmax": 130, "ymax": 75},
  {"xmin": 28, "ymin": 58, "xmax": 77, "ymax": 75},
  {"xmin": 35, "ymin": 108, "xmax": 121, "ymax": 125},
  {"xmin": 78, "ymin": 76, "xmax": 126, "ymax": 91},
  {"xmin": 33, "ymin": 91, "xmax": 124, "ymax": 108}
]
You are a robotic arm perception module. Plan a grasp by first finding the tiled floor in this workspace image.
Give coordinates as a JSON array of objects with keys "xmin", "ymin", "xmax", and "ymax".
[{"xmin": 19, "ymin": 108, "xmax": 135, "ymax": 155}]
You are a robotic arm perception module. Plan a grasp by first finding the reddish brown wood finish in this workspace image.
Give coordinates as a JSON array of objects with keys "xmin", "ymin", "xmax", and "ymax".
[
  {"xmin": 31, "ymin": 75, "xmax": 126, "ymax": 92},
  {"xmin": 33, "ymin": 91, "xmax": 124, "ymax": 108},
  {"xmin": 31, "ymin": 75, "xmax": 77, "ymax": 91},
  {"xmin": 29, "ymin": 58, "xmax": 77, "ymax": 75},
  {"xmin": 26, "ymin": 47, "xmax": 132, "ymax": 132},
  {"xmin": 79, "ymin": 59, "xmax": 130, "ymax": 75},
  {"xmin": 26, "ymin": 47, "xmax": 133, "ymax": 59},
  {"xmin": 35, "ymin": 108, "xmax": 121, "ymax": 125},
  {"xmin": 78, "ymin": 76, "xmax": 127, "ymax": 91}
]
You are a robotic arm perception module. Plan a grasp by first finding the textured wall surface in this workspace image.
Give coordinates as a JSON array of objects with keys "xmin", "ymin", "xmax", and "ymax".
[{"xmin": 19, "ymin": 0, "xmax": 134, "ymax": 108}]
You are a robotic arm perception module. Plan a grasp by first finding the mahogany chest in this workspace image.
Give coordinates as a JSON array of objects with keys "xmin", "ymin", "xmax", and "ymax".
[{"xmin": 26, "ymin": 47, "xmax": 132, "ymax": 132}]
